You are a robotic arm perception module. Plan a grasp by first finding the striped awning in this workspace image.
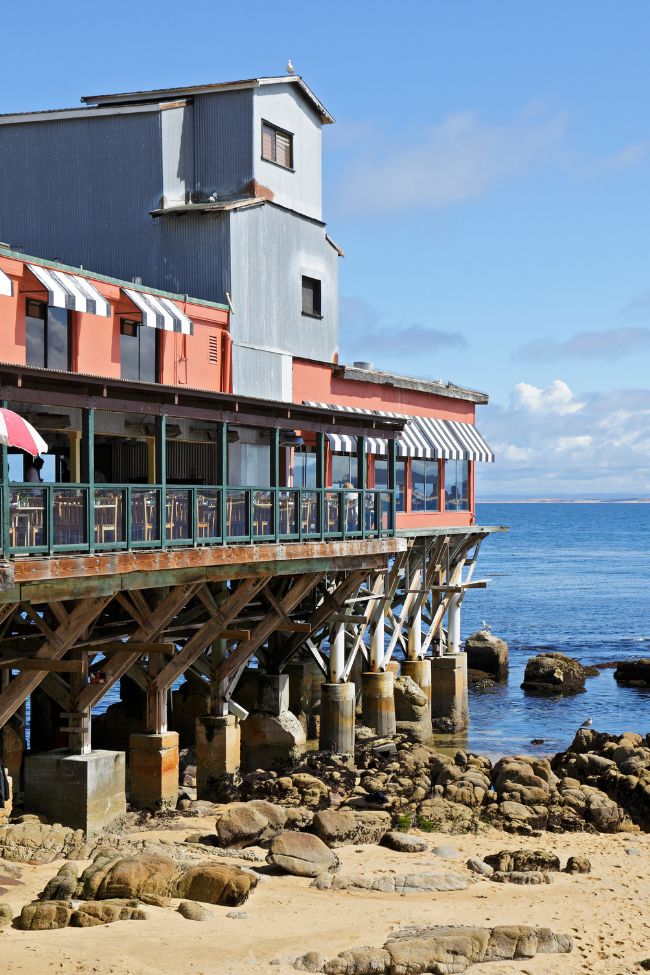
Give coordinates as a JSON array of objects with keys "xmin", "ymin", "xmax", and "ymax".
[
  {"xmin": 0, "ymin": 268, "xmax": 13, "ymax": 297},
  {"xmin": 123, "ymin": 288, "xmax": 193, "ymax": 335},
  {"xmin": 304, "ymin": 402, "xmax": 494, "ymax": 463},
  {"xmin": 28, "ymin": 264, "xmax": 110, "ymax": 317},
  {"xmin": 326, "ymin": 432, "xmax": 357, "ymax": 453}
]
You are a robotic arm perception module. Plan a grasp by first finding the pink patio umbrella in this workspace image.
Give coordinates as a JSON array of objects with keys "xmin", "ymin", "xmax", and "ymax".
[{"xmin": 0, "ymin": 408, "xmax": 48, "ymax": 457}]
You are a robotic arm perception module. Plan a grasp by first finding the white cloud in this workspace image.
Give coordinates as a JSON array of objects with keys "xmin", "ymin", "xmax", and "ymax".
[
  {"xmin": 476, "ymin": 384, "xmax": 650, "ymax": 498},
  {"xmin": 512, "ymin": 380, "xmax": 584, "ymax": 416},
  {"xmin": 598, "ymin": 141, "xmax": 649, "ymax": 172},
  {"xmin": 331, "ymin": 108, "xmax": 565, "ymax": 217}
]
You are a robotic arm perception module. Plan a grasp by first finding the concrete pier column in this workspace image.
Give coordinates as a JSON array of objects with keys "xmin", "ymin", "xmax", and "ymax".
[
  {"xmin": 447, "ymin": 594, "xmax": 462, "ymax": 653},
  {"xmin": 129, "ymin": 731, "xmax": 179, "ymax": 812},
  {"xmin": 195, "ymin": 714, "xmax": 241, "ymax": 799},
  {"xmin": 319, "ymin": 682, "xmax": 355, "ymax": 754},
  {"xmin": 256, "ymin": 673, "xmax": 290, "ymax": 715},
  {"xmin": 24, "ymin": 750, "xmax": 126, "ymax": 836},
  {"xmin": 401, "ymin": 658, "xmax": 432, "ymax": 709},
  {"xmin": 362, "ymin": 670, "xmax": 396, "ymax": 737},
  {"xmin": 430, "ymin": 654, "xmax": 468, "ymax": 732}
]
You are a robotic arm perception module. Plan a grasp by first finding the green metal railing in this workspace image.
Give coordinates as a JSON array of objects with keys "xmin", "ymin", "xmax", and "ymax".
[{"xmin": 0, "ymin": 483, "xmax": 395, "ymax": 557}]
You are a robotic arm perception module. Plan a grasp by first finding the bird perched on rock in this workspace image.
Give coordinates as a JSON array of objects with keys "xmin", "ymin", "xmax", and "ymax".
[
  {"xmin": 286, "ymin": 59, "xmax": 296, "ymax": 75},
  {"xmin": 581, "ymin": 718, "xmax": 593, "ymax": 727}
]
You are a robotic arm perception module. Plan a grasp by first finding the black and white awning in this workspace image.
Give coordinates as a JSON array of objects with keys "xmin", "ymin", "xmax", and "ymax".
[
  {"xmin": 326, "ymin": 432, "xmax": 358, "ymax": 453},
  {"xmin": 123, "ymin": 288, "xmax": 193, "ymax": 335},
  {"xmin": 28, "ymin": 264, "xmax": 110, "ymax": 317},
  {"xmin": 0, "ymin": 268, "xmax": 13, "ymax": 297},
  {"xmin": 304, "ymin": 402, "xmax": 494, "ymax": 463}
]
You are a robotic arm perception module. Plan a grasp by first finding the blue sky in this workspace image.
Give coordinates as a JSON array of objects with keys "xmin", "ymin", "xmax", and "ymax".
[{"xmin": 3, "ymin": 1, "xmax": 650, "ymax": 496}]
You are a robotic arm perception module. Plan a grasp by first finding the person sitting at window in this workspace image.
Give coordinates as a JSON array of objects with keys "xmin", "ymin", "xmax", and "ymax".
[{"xmin": 26, "ymin": 457, "xmax": 44, "ymax": 483}]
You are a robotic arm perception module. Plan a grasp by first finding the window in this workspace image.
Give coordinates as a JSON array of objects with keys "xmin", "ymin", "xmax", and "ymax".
[
  {"xmin": 262, "ymin": 121, "xmax": 293, "ymax": 169},
  {"xmin": 445, "ymin": 459, "xmax": 469, "ymax": 511},
  {"xmin": 302, "ymin": 276, "xmax": 322, "ymax": 317},
  {"xmin": 331, "ymin": 453, "xmax": 358, "ymax": 489},
  {"xmin": 396, "ymin": 459, "xmax": 407, "ymax": 512},
  {"xmin": 120, "ymin": 320, "xmax": 158, "ymax": 383},
  {"xmin": 293, "ymin": 447, "xmax": 317, "ymax": 488},
  {"xmin": 25, "ymin": 300, "xmax": 71, "ymax": 370},
  {"xmin": 373, "ymin": 458, "xmax": 388, "ymax": 490},
  {"xmin": 411, "ymin": 459, "xmax": 439, "ymax": 512}
]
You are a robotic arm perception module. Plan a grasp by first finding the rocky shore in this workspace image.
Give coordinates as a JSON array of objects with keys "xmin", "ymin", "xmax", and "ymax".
[{"xmin": 1, "ymin": 724, "xmax": 649, "ymax": 973}]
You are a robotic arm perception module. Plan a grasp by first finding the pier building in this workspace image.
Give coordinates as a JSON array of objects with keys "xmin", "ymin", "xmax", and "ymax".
[{"xmin": 0, "ymin": 75, "xmax": 499, "ymax": 833}]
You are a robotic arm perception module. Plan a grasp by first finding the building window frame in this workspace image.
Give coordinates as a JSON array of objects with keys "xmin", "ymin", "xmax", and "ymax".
[
  {"xmin": 302, "ymin": 275, "xmax": 322, "ymax": 319},
  {"xmin": 25, "ymin": 299, "xmax": 72, "ymax": 371},
  {"xmin": 331, "ymin": 453, "xmax": 358, "ymax": 489},
  {"xmin": 411, "ymin": 458, "xmax": 440, "ymax": 513},
  {"xmin": 119, "ymin": 319, "xmax": 160, "ymax": 383},
  {"xmin": 444, "ymin": 459, "xmax": 469, "ymax": 511},
  {"xmin": 261, "ymin": 120, "xmax": 294, "ymax": 170}
]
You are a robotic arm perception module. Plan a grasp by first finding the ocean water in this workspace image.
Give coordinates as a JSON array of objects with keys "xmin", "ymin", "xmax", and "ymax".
[
  {"xmin": 458, "ymin": 502, "xmax": 650, "ymax": 756},
  {"xmin": 89, "ymin": 503, "xmax": 650, "ymax": 758}
]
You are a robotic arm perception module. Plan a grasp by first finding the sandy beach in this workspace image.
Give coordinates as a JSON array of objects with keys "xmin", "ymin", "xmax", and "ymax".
[{"xmin": 2, "ymin": 814, "xmax": 649, "ymax": 975}]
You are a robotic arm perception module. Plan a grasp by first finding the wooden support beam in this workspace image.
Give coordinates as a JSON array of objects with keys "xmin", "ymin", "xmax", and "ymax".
[
  {"xmin": 328, "ymin": 614, "xmax": 368, "ymax": 624},
  {"xmin": 215, "ymin": 573, "xmax": 324, "ymax": 697},
  {"xmin": 0, "ymin": 595, "xmax": 114, "ymax": 728},
  {"xmin": 74, "ymin": 583, "xmax": 204, "ymax": 713},
  {"xmin": 15, "ymin": 659, "xmax": 85, "ymax": 673},
  {"xmin": 274, "ymin": 622, "xmax": 312, "ymax": 633},
  {"xmin": 151, "ymin": 576, "xmax": 270, "ymax": 698},
  {"xmin": 219, "ymin": 628, "xmax": 252, "ymax": 641}
]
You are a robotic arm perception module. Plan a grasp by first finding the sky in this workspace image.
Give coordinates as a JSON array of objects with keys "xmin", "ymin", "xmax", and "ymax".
[{"xmin": 2, "ymin": 1, "xmax": 650, "ymax": 497}]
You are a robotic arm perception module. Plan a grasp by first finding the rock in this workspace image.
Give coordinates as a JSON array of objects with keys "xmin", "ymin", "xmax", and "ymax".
[
  {"xmin": 491, "ymin": 870, "xmax": 553, "ymax": 885},
  {"xmin": 177, "ymin": 900, "xmax": 213, "ymax": 921},
  {"xmin": 240, "ymin": 710, "xmax": 306, "ymax": 773},
  {"xmin": 394, "ymin": 676, "xmax": 430, "ymax": 739},
  {"xmin": 78, "ymin": 853, "xmax": 179, "ymax": 901},
  {"xmin": 625, "ymin": 847, "xmax": 642, "ymax": 856},
  {"xmin": 484, "ymin": 849, "xmax": 561, "ymax": 873},
  {"xmin": 312, "ymin": 870, "xmax": 471, "ymax": 893},
  {"xmin": 565, "ymin": 856, "xmax": 591, "ymax": 873},
  {"xmin": 614, "ymin": 658, "xmax": 650, "ymax": 687},
  {"xmin": 0, "ymin": 902, "xmax": 13, "ymax": 927},
  {"xmin": 294, "ymin": 951, "xmax": 327, "ymax": 972},
  {"xmin": 414, "ymin": 796, "xmax": 481, "ymax": 834},
  {"xmin": 0, "ymin": 821, "xmax": 86, "ymax": 864},
  {"xmin": 311, "ymin": 809, "xmax": 391, "ymax": 847},
  {"xmin": 380, "ymin": 831, "xmax": 428, "ymax": 853},
  {"xmin": 226, "ymin": 910, "xmax": 250, "ymax": 919},
  {"xmin": 299, "ymin": 923, "xmax": 573, "ymax": 973},
  {"xmin": 174, "ymin": 864, "xmax": 257, "ymax": 906},
  {"xmin": 468, "ymin": 668, "xmax": 497, "ymax": 690},
  {"xmin": 267, "ymin": 831, "xmax": 339, "ymax": 878},
  {"xmin": 466, "ymin": 857, "xmax": 493, "ymax": 877},
  {"xmin": 432, "ymin": 844, "xmax": 459, "ymax": 860},
  {"xmin": 39, "ymin": 862, "xmax": 79, "ymax": 901},
  {"xmin": 70, "ymin": 901, "xmax": 146, "ymax": 927},
  {"xmin": 215, "ymin": 800, "xmax": 287, "ymax": 848},
  {"xmin": 15, "ymin": 900, "xmax": 73, "ymax": 931},
  {"xmin": 521, "ymin": 652, "xmax": 591, "ymax": 695},
  {"xmin": 465, "ymin": 630, "xmax": 509, "ymax": 681}
]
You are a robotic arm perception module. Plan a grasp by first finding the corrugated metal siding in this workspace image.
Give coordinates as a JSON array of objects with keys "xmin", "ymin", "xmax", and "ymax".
[
  {"xmin": 0, "ymin": 112, "xmax": 164, "ymax": 284},
  {"xmin": 158, "ymin": 210, "xmax": 231, "ymax": 301},
  {"xmin": 253, "ymin": 84, "xmax": 323, "ymax": 221},
  {"xmin": 194, "ymin": 91, "xmax": 254, "ymax": 198},
  {"xmin": 161, "ymin": 104, "xmax": 194, "ymax": 206},
  {"xmin": 232, "ymin": 344, "xmax": 293, "ymax": 401},
  {"xmin": 229, "ymin": 204, "xmax": 338, "ymax": 363}
]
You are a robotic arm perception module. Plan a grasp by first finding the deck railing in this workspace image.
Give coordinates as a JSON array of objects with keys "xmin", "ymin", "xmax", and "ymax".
[{"xmin": 1, "ymin": 484, "xmax": 395, "ymax": 557}]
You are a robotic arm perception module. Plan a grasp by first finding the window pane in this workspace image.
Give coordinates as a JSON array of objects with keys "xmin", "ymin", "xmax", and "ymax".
[
  {"xmin": 445, "ymin": 460, "xmax": 469, "ymax": 511},
  {"xmin": 294, "ymin": 449, "xmax": 317, "ymax": 488},
  {"xmin": 139, "ymin": 324, "xmax": 157, "ymax": 383},
  {"xmin": 276, "ymin": 131, "xmax": 292, "ymax": 167},
  {"xmin": 262, "ymin": 124, "xmax": 274, "ymax": 161},
  {"xmin": 411, "ymin": 459, "xmax": 425, "ymax": 511},
  {"xmin": 374, "ymin": 458, "xmax": 388, "ymax": 489},
  {"xmin": 47, "ymin": 307, "xmax": 70, "ymax": 371},
  {"xmin": 302, "ymin": 276, "xmax": 321, "ymax": 316},
  {"xmin": 332, "ymin": 454, "xmax": 356, "ymax": 488},
  {"xmin": 425, "ymin": 461, "xmax": 439, "ymax": 511},
  {"xmin": 26, "ymin": 310, "xmax": 46, "ymax": 368},
  {"xmin": 396, "ymin": 460, "xmax": 406, "ymax": 512}
]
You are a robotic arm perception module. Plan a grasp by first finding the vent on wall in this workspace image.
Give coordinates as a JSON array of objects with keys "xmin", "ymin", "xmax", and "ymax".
[{"xmin": 208, "ymin": 335, "xmax": 219, "ymax": 364}]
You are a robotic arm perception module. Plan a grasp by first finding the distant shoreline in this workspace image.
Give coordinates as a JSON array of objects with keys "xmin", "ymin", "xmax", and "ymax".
[{"xmin": 479, "ymin": 499, "xmax": 650, "ymax": 504}]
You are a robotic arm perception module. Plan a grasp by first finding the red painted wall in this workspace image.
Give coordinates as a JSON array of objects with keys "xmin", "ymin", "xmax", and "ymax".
[{"xmin": 0, "ymin": 254, "xmax": 230, "ymax": 392}]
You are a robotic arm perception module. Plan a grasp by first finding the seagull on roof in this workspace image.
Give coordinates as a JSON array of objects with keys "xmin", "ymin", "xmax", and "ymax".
[{"xmin": 287, "ymin": 59, "xmax": 296, "ymax": 75}]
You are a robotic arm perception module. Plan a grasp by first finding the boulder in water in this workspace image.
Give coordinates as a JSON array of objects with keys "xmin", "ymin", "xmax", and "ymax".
[
  {"xmin": 465, "ymin": 630, "xmax": 509, "ymax": 681},
  {"xmin": 521, "ymin": 652, "xmax": 592, "ymax": 695}
]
